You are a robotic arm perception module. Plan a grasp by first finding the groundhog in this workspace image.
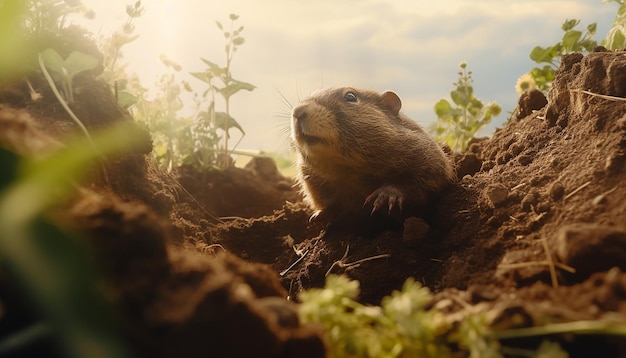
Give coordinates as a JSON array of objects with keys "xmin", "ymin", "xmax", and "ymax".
[{"xmin": 291, "ymin": 86, "xmax": 455, "ymax": 225}]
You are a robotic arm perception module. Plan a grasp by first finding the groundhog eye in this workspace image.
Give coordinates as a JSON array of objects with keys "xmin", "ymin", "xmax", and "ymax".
[{"xmin": 344, "ymin": 92, "xmax": 357, "ymax": 103}]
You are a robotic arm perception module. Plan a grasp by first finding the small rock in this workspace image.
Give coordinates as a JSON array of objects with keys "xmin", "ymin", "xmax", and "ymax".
[
  {"xmin": 455, "ymin": 153, "xmax": 483, "ymax": 177},
  {"xmin": 485, "ymin": 184, "xmax": 509, "ymax": 208},
  {"xmin": 605, "ymin": 151, "xmax": 625, "ymax": 173},
  {"xmin": 592, "ymin": 194, "xmax": 607, "ymax": 206},
  {"xmin": 403, "ymin": 217, "xmax": 430, "ymax": 248},
  {"xmin": 549, "ymin": 182, "xmax": 565, "ymax": 201},
  {"xmin": 517, "ymin": 154, "xmax": 533, "ymax": 166},
  {"xmin": 481, "ymin": 160, "xmax": 496, "ymax": 172},
  {"xmin": 515, "ymin": 88, "xmax": 548, "ymax": 119},
  {"xmin": 510, "ymin": 143, "xmax": 525, "ymax": 156},
  {"xmin": 245, "ymin": 157, "xmax": 283, "ymax": 181},
  {"xmin": 556, "ymin": 223, "xmax": 626, "ymax": 281},
  {"xmin": 617, "ymin": 115, "xmax": 626, "ymax": 131},
  {"xmin": 520, "ymin": 189, "xmax": 539, "ymax": 212}
]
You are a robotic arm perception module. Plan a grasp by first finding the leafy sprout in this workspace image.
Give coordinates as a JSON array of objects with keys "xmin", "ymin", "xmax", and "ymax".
[
  {"xmin": 191, "ymin": 13, "xmax": 255, "ymax": 169},
  {"xmin": 523, "ymin": 1, "xmax": 626, "ymax": 93},
  {"xmin": 40, "ymin": 48, "xmax": 99, "ymax": 104},
  {"xmin": 432, "ymin": 62, "xmax": 501, "ymax": 152}
]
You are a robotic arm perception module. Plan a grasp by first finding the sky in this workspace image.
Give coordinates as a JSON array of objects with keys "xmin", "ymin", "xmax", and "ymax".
[{"xmin": 77, "ymin": 0, "xmax": 617, "ymax": 153}]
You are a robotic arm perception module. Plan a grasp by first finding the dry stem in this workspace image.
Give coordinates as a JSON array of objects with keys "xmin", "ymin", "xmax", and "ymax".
[{"xmin": 325, "ymin": 244, "xmax": 391, "ymax": 276}]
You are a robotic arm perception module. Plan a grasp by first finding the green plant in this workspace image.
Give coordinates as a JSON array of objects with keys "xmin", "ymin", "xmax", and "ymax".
[
  {"xmin": 602, "ymin": 0, "xmax": 626, "ymax": 50},
  {"xmin": 302, "ymin": 275, "xmax": 626, "ymax": 357},
  {"xmin": 23, "ymin": 0, "xmax": 94, "ymax": 35},
  {"xmin": 191, "ymin": 13, "xmax": 255, "ymax": 169},
  {"xmin": 0, "ymin": 124, "xmax": 138, "ymax": 358},
  {"xmin": 432, "ymin": 62, "xmax": 501, "ymax": 152},
  {"xmin": 300, "ymin": 275, "xmax": 460, "ymax": 357},
  {"xmin": 98, "ymin": 1, "xmax": 144, "ymax": 109},
  {"xmin": 0, "ymin": 0, "xmax": 27, "ymax": 81},
  {"xmin": 527, "ymin": 19, "xmax": 597, "ymax": 92},
  {"xmin": 131, "ymin": 71, "xmax": 192, "ymax": 172},
  {"xmin": 524, "ymin": 1, "xmax": 626, "ymax": 93},
  {"xmin": 39, "ymin": 48, "xmax": 99, "ymax": 104}
]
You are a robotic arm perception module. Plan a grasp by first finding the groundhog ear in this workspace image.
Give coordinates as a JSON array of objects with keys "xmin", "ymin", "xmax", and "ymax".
[{"xmin": 382, "ymin": 91, "xmax": 402, "ymax": 115}]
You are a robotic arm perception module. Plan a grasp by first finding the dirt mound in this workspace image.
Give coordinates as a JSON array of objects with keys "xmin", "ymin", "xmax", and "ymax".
[
  {"xmin": 0, "ymin": 68, "xmax": 323, "ymax": 357},
  {"xmin": 209, "ymin": 48, "xmax": 626, "ymax": 354},
  {"xmin": 1, "ymin": 42, "xmax": 626, "ymax": 356}
]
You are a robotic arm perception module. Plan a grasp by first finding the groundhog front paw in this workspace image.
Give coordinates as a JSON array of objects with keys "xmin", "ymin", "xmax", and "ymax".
[{"xmin": 364, "ymin": 185, "xmax": 404, "ymax": 216}]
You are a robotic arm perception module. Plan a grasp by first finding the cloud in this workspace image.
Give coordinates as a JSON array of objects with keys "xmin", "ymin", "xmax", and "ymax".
[{"xmin": 80, "ymin": 0, "xmax": 618, "ymax": 150}]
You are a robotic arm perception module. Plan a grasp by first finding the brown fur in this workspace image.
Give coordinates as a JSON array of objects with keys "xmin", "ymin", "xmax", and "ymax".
[{"xmin": 291, "ymin": 86, "xmax": 456, "ymax": 222}]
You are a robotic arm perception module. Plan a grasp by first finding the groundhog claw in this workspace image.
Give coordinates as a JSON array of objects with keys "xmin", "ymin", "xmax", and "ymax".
[
  {"xmin": 365, "ymin": 186, "xmax": 404, "ymax": 216},
  {"xmin": 309, "ymin": 210, "xmax": 328, "ymax": 225}
]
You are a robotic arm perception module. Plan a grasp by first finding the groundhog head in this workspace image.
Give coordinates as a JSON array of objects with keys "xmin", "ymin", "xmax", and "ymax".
[{"xmin": 291, "ymin": 87, "xmax": 403, "ymax": 163}]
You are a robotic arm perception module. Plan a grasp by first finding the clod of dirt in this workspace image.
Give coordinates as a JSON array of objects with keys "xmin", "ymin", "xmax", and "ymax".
[
  {"xmin": 555, "ymin": 223, "xmax": 626, "ymax": 282},
  {"xmin": 402, "ymin": 216, "xmax": 430, "ymax": 248},
  {"xmin": 0, "ymin": 105, "xmax": 62, "ymax": 155},
  {"xmin": 176, "ymin": 160, "xmax": 300, "ymax": 219},
  {"xmin": 514, "ymin": 88, "xmax": 548, "ymax": 119},
  {"xmin": 484, "ymin": 183, "xmax": 509, "ymax": 208},
  {"xmin": 549, "ymin": 182, "xmax": 565, "ymax": 201},
  {"xmin": 454, "ymin": 152, "xmax": 483, "ymax": 177},
  {"xmin": 245, "ymin": 157, "xmax": 294, "ymax": 191},
  {"xmin": 520, "ymin": 189, "xmax": 540, "ymax": 212}
]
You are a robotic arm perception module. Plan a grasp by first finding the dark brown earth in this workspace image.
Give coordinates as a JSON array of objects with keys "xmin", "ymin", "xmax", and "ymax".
[{"xmin": 1, "ymin": 45, "xmax": 626, "ymax": 357}]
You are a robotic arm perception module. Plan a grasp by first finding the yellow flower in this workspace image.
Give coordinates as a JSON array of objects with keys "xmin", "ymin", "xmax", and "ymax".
[{"xmin": 515, "ymin": 73, "xmax": 537, "ymax": 94}]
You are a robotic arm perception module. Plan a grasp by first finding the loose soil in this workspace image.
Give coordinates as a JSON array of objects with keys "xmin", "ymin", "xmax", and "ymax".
[{"xmin": 1, "ymin": 44, "xmax": 626, "ymax": 357}]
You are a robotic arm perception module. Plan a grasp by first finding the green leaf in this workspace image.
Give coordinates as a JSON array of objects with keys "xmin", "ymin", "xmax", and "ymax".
[
  {"xmin": 604, "ymin": 26, "xmax": 626, "ymax": 51},
  {"xmin": 229, "ymin": 13, "xmax": 239, "ymax": 21},
  {"xmin": 529, "ymin": 46, "xmax": 555, "ymax": 64},
  {"xmin": 64, "ymin": 51, "xmax": 99, "ymax": 79},
  {"xmin": 41, "ymin": 48, "xmax": 66, "ymax": 77},
  {"xmin": 218, "ymin": 79, "xmax": 256, "ymax": 99},
  {"xmin": 450, "ymin": 85, "xmax": 473, "ymax": 107},
  {"xmin": 232, "ymin": 36, "xmax": 245, "ymax": 46},
  {"xmin": 215, "ymin": 21, "xmax": 223, "ymax": 30},
  {"xmin": 117, "ymin": 90, "xmax": 137, "ymax": 109},
  {"xmin": 587, "ymin": 22, "xmax": 597, "ymax": 35},
  {"xmin": 562, "ymin": 30, "xmax": 582, "ymax": 52},
  {"xmin": 215, "ymin": 111, "xmax": 245, "ymax": 135},
  {"xmin": 200, "ymin": 58, "xmax": 227, "ymax": 76},
  {"xmin": 190, "ymin": 71, "xmax": 213, "ymax": 83},
  {"xmin": 434, "ymin": 99, "xmax": 452, "ymax": 117},
  {"xmin": 41, "ymin": 49, "xmax": 99, "ymax": 81},
  {"xmin": 561, "ymin": 19, "xmax": 580, "ymax": 32}
]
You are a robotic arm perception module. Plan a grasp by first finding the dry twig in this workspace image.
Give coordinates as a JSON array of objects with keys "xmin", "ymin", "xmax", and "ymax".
[{"xmin": 325, "ymin": 244, "xmax": 391, "ymax": 277}]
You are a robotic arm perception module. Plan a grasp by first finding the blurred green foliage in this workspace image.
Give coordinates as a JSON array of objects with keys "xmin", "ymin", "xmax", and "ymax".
[
  {"xmin": 40, "ymin": 48, "xmax": 99, "ymax": 103},
  {"xmin": 0, "ymin": 124, "xmax": 139, "ymax": 358},
  {"xmin": 0, "ymin": 0, "xmax": 27, "ymax": 81},
  {"xmin": 299, "ymin": 275, "xmax": 574, "ymax": 358}
]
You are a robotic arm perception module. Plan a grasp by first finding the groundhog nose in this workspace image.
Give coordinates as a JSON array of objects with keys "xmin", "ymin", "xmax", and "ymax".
[{"xmin": 292, "ymin": 103, "xmax": 308, "ymax": 122}]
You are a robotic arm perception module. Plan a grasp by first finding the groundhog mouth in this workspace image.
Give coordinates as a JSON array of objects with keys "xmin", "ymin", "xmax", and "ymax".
[
  {"xmin": 299, "ymin": 133, "xmax": 324, "ymax": 146},
  {"xmin": 294, "ymin": 122, "xmax": 325, "ymax": 146}
]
